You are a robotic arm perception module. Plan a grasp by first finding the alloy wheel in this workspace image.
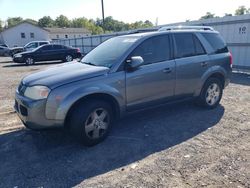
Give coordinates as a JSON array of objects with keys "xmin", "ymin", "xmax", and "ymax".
[
  {"xmin": 205, "ymin": 83, "xmax": 221, "ymax": 106},
  {"xmin": 84, "ymin": 108, "xmax": 110, "ymax": 139}
]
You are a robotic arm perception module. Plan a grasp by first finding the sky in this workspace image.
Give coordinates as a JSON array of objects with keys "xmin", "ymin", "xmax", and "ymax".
[{"xmin": 0, "ymin": 0, "xmax": 250, "ymax": 25}]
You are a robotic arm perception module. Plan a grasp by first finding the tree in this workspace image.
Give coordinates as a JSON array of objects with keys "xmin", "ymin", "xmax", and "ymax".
[
  {"xmin": 224, "ymin": 13, "xmax": 233, "ymax": 17},
  {"xmin": 55, "ymin": 15, "xmax": 70, "ymax": 27},
  {"xmin": 235, "ymin": 6, "xmax": 250, "ymax": 15},
  {"xmin": 25, "ymin": 18, "xmax": 38, "ymax": 25},
  {"xmin": 71, "ymin": 17, "xmax": 104, "ymax": 34},
  {"xmin": 38, "ymin": 16, "xmax": 54, "ymax": 27},
  {"xmin": 7, "ymin": 17, "xmax": 23, "ymax": 27},
  {"xmin": 200, "ymin": 12, "xmax": 215, "ymax": 20},
  {"xmin": 0, "ymin": 19, "xmax": 2, "ymax": 31}
]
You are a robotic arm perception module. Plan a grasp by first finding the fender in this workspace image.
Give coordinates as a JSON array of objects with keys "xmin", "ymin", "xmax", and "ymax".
[
  {"xmin": 45, "ymin": 80, "xmax": 126, "ymax": 121},
  {"xmin": 194, "ymin": 65, "xmax": 227, "ymax": 96}
]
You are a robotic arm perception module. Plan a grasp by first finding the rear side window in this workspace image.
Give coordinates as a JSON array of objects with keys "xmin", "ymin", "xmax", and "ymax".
[
  {"xmin": 202, "ymin": 33, "xmax": 228, "ymax": 54},
  {"xmin": 131, "ymin": 35, "xmax": 171, "ymax": 65},
  {"xmin": 53, "ymin": 45, "xmax": 63, "ymax": 50},
  {"xmin": 174, "ymin": 33, "xmax": 195, "ymax": 58},
  {"xmin": 41, "ymin": 45, "xmax": 53, "ymax": 51},
  {"xmin": 193, "ymin": 35, "xmax": 206, "ymax": 55},
  {"xmin": 40, "ymin": 42, "xmax": 48, "ymax": 46}
]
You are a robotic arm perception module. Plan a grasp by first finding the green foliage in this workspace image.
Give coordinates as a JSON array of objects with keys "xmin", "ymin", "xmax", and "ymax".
[
  {"xmin": 38, "ymin": 16, "xmax": 54, "ymax": 27},
  {"xmin": 224, "ymin": 13, "xmax": 233, "ymax": 17},
  {"xmin": 55, "ymin": 15, "xmax": 70, "ymax": 27},
  {"xmin": 24, "ymin": 18, "xmax": 38, "ymax": 25},
  {"xmin": 2, "ymin": 15, "xmax": 153, "ymax": 35},
  {"xmin": 235, "ymin": 6, "xmax": 250, "ymax": 15},
  {"xmin": 96, "ymin": 16, "xmax": 153, "ymax": 33},
  {"xmin": 200, "ymin": 12, "xmax": 215, "ymax": 20},
  {"xmin": 7, "ymin": 17, "xmax": 23, "ymax": 27}
]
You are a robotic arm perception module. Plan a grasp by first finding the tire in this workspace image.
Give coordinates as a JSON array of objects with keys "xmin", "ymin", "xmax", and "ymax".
[
  {"xmin": 25, "ymin": 57, "xmax": 35, "ymax": 66},
  {"xmin": 197, "ymin": 78, "xmax": 223, "ymax": 109},
  {"xmin": 68, "ymin": 100, "xmax": 114, "ymax": 146},
  {"xmin": 64, "ymin": 54, "xmax": 73, "ymax": 62}
]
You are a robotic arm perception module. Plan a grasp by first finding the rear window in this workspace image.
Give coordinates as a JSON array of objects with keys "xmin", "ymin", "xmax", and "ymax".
[{"xmin": 202, "ymin": 33, "xmax": 228, "ymax": 54}]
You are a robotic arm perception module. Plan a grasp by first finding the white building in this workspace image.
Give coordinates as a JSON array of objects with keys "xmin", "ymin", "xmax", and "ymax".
[
  {"xmin": 0, "ymin": 21, "xmax": 91, "ymax": 47},
  {"xmin": 46, "ymin": 27, "xmax": 91, "ymax": 40},
  {"xmin": 0, "ymin": 22, "xmax": 50, "ymax": 47}
]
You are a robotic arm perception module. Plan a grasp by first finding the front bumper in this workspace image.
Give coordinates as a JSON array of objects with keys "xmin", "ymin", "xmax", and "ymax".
[
  {"xmin": 14, "ymin": 91, "xmax": 63, "ymax": 129},
  {"xmin": 13, "ymin": 57, "xmax": 24, "ymax": 63}
]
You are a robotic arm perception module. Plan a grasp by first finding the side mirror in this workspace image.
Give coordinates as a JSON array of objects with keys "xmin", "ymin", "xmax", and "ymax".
[{"xmin": 126, "ymin": 56, "xmax": 144, "ymax": 70}]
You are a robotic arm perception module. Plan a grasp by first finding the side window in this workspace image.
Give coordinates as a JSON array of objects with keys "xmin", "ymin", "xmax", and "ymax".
[
  {"xmin": 53, "ymin": 45, "xmax": 62, "ymax": 50},
  {"xmin": 193, "ymin": 35, "xmax": 206, "ymax": 55},
  {"xmin": 30, "ymin": 33, "xmax": 34, "ymax": 38},
  {"xmin": 174, "ymin": 33, "xmax": 195, "ymax": 58},
  {"xmin": 202, "ymin": 33, "xmax": 228, "ymax": 54},
  {"xmin": 131, "ymin": 35, "xmax": 171, "ymax": 65},
  {"xmin": 39, "ymin": 42, "xmax": 48, "ymax": 46},
  {"xmin": 41, "ymin": 45, "xmax": 52, "ymax": 51}
]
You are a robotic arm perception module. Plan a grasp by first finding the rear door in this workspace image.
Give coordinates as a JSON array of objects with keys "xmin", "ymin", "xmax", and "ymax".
[
  {"xmin": 125, "ymin": 34, "xmax": 176, "ymax": 111},
  {"xmin": 37, "ymin": 45, "xmax": 54, "ymax": 61},
  {"xmin": 173, "ymin": 32, "xmax": 209, "ymax": 96},
  {"xmin": 50, "ymin": 45, "xmax": 65, "ymax": 60}
]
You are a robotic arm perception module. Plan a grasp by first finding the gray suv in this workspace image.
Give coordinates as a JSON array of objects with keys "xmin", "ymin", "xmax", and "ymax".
[{"xmin": 14, "ymin": 26, "xmax": 232, "ymax": 146}]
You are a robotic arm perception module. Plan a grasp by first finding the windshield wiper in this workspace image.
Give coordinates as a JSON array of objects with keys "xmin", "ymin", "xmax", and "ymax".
[{"xmin": 82, "ymin": 62, "xmax": 97, "ymax": 66}]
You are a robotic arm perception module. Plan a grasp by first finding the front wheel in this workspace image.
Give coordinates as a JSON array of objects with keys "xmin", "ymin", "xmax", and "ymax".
[
  {"xmin": 25, "ymin": 57, "xmax": 35, "ymax": 66},
  {"xmin": 197, "ymin": 78, "xmax": 223, "ymax": 109},
  {"xmin": 68, "ymin": 100, "xmax": 114, "ymax": 146}
]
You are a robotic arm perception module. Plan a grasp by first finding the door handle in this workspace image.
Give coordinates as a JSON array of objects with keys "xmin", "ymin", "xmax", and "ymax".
[
  {"xmin": 201, "ymin": 62, "xmax": 208, "ymax": 67},
  {"xmin": 163, "ymin": 68, "xmax": 172, "ymax": 74}
]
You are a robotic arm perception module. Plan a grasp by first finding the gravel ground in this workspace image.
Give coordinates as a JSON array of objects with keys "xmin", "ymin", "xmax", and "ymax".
[{"xmin": 0, "ymin": 57, "xmax": 249, "ymax": 188}]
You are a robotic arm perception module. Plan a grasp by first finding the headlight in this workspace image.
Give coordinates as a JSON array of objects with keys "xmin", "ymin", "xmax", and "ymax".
[
  {"xmin": 24, "ymin": 86, "xmax": 51, "ymax": 100},
  {"xmin": 15, "ymin": 54, "xmax": 22, "ymax": 58}
]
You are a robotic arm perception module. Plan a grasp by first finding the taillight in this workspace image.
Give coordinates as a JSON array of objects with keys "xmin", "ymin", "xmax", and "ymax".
[
  {"xmin": 229, "ymin": 52, "xmax": 233, "ymax": 68},
  {"xmin": 76, "ymin": 48, "xmax": 80, "ymax": 53}
]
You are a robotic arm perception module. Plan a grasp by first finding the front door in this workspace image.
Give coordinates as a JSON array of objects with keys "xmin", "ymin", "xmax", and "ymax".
[{"xmin": 125, "ymin": 34, "xmax": 176, "ymax": 111}]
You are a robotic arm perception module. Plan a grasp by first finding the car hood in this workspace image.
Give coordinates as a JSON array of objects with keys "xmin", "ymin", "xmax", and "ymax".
[
  {"xmin": 22, "ymin": 62, "xmax": 109, "ymax": 89},
  {"xmin": 10, "ymin": 47, "xmax": 24, "ymax": 50}
]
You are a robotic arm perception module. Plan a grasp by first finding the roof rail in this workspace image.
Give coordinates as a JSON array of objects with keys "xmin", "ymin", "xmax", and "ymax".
[{"xmin": 158, "ymin": 25, "xmax": 214, "ymax": 32}]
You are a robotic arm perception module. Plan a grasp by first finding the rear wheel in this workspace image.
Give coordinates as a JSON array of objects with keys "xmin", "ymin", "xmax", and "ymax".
[
  {"xmin": 65, "ymin": 54, "xmax": 73, "ymax": 62},
  {"xmin": 68, "ymin": 100, "xmax": 114, "ymax": 146},
  {"xmin": 197, "ymin": 78, "xmax": 223, "ymax": 109},
  {"xmin": 25, "ymin": 57, "xmax": 35, "ymax": 66}
]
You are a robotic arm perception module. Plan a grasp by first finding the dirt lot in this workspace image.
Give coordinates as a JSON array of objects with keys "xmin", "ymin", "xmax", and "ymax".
[{"xmin": 0, "ymin": 57, "xmax": 249, "ymax": 188}]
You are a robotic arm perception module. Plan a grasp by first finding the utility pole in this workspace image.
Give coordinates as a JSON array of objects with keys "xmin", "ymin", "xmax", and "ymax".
[{"xmin": 101, "ymin": 0, "xmax": 105, "ymax": 27}]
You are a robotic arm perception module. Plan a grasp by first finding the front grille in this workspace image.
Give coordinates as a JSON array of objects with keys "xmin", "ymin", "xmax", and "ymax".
[{"xmin": 18, "ymin": 82, "xmax": 27, "ymax": 96}]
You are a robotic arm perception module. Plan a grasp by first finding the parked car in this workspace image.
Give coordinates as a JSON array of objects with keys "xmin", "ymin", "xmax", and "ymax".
[
  {"xmin": 13, "ymin": 44, "xmax": 82, "ymax": 65},
  {"xmin": 0, "ymin": 43, "xmax": 9, "ymax": 48},
  {"xmin": 14, "ymin": 26, "xmax": 232, "ymax": 146},
  {"xmin": 0, "ymin": 46, "xmax": 11, "ymax": 56},
  {"xmin": 23, "ymin": 41, "xmax": 50, "ymax": 51},
  {"xmin": 11, "ymin": 41, "xmax": 50, "ymax": 56},
  {"xmin": 10, "ymin": 47, "xmax": 24, "ymax": 57}
]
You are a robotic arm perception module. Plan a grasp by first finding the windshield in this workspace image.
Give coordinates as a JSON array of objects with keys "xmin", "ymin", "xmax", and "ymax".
[{"xmin": 81, "ymin": 36, "xmax": 139, "ymax": 68}]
